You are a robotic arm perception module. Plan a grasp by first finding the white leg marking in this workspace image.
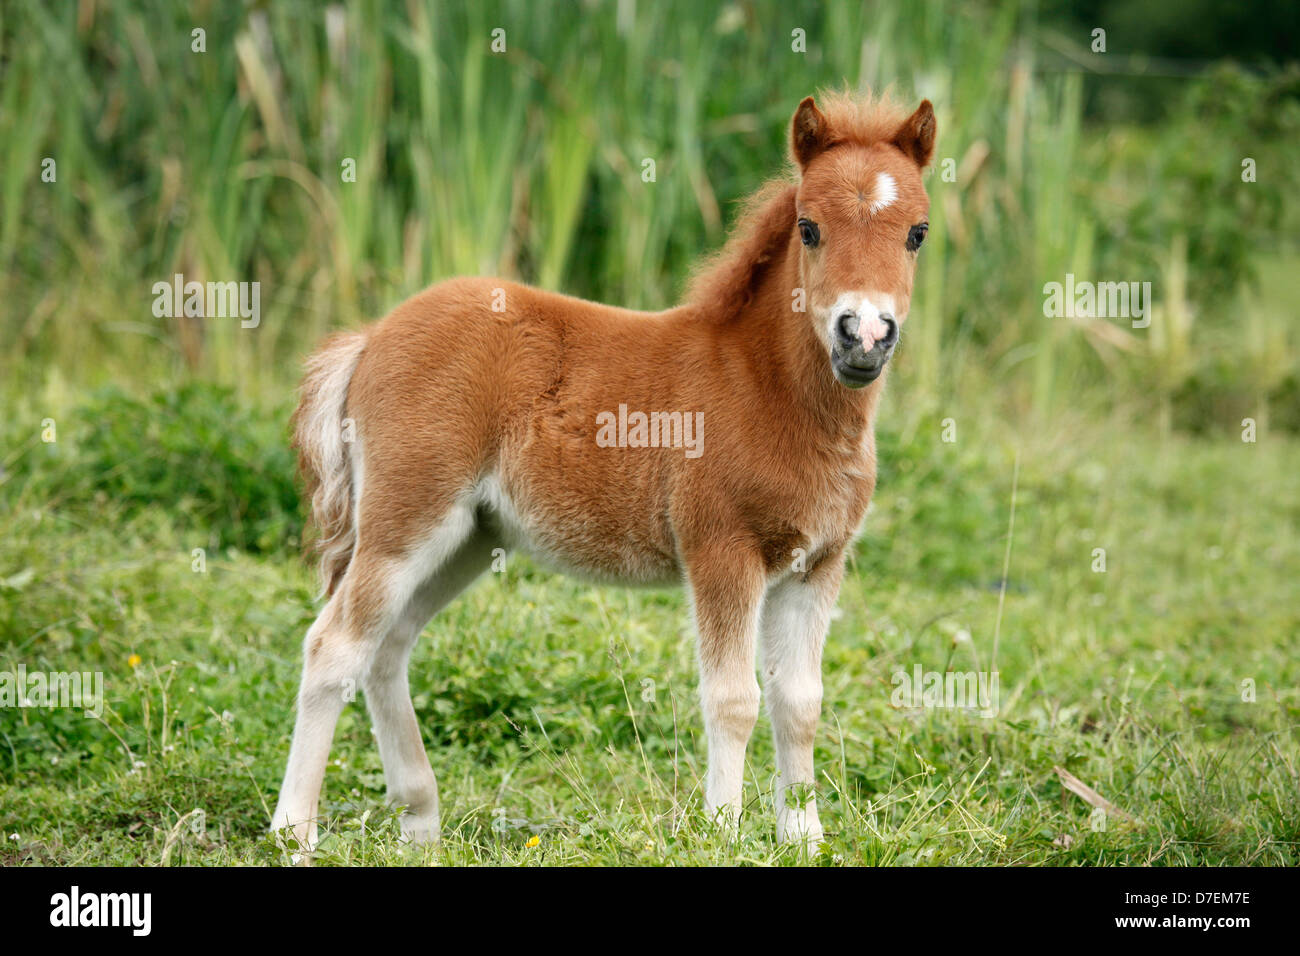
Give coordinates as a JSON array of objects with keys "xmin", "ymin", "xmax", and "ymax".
[
  {"xmin": 364, "ymin": 598, "xmax": 441, "ymax": 846},
  {"xmin": 363, "ymin": 525, "xmax": 502, "ymax": 846},
  {"xmin": 271, "ymin": 593, "xmax": 371, "ymax": 854},
  {"xmin": 761, "ymin": 571, "xmax": 838, "ymax": 847},
  {"xmin": 700, "ymin": 667, "xmax": 762, "ymax": 832},
  {"xmin": 272, "ymin": 500, "xmax": 481, "ymax": 854},
  {"xmin": 692, "ymin": 570, "xmax": 765, "ymax": 835}
]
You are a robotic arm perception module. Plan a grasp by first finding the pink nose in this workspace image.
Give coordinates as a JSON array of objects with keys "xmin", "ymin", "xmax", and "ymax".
[{"xmin": 838, "ymin": 312, "xmax": 899, "ymax": 347}]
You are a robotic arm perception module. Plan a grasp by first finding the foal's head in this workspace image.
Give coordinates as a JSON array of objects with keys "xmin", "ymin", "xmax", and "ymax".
[{"xmin": 790, "ymin": 93, "xmax": 936, "ymax": 387}]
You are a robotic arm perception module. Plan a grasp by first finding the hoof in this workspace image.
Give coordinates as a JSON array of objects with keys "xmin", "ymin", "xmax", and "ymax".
[
  {"xmin": 777, "ymin": 806, "xmax": 824, "ymax": 849},
  {"xmin": 398, "ymin": 814, "xmax": 441, "ymax": 847}
]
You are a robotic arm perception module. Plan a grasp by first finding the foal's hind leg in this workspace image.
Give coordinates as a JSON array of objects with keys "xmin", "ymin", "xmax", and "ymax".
[
  {"xmin": 362, "ymin": 525, "xmax": 502, "ymax": 845},
  {"xmin": 271, "ymin": 588, "xmax": 359, "ymax": 853},
  {"xmin": 271, "ymin": 501, "xmax": 479, "ymax": 852}
]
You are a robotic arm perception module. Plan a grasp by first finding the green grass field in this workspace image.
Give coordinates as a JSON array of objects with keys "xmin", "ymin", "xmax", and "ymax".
[{"xmin": 3, "ymin": 392, "xmax": 1296, "ymax": 866}]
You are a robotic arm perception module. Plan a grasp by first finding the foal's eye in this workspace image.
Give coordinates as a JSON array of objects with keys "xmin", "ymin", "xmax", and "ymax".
[
  {"xmin": 798, "ymin": 218, "xmax": 820, "ymax": 248},
  {"xmin": 907, "ymin": 223, "xmax": 929, "ymax": 252}
]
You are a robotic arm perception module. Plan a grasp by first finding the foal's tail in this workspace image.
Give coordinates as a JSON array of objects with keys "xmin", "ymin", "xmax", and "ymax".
[{"xmin": 292, "ymin": 330, "xmax": 368, "ymax": 597}]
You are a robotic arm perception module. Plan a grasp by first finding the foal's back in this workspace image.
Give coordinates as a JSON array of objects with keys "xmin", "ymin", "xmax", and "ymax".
[{"xmin": 348, "ymin": 277, "xmax": 713, "ymax": 583}]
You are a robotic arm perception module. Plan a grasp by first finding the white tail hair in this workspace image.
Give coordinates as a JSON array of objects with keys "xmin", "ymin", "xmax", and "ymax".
[{"xmin": 293, "ymin": 331, "xmax": 368, "ymax": 595}]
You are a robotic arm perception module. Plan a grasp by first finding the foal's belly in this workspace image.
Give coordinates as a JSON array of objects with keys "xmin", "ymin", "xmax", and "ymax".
[{"xmin": 475, "ymin": 467, "xmax": 682, "ymax": 587}]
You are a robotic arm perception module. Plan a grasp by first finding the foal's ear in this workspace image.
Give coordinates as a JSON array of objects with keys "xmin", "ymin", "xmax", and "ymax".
[
  {"xmin": 893, "ymin": 99, "xmax": 937, "ymax": 168},
  {"xmin": 791, "ymin": 96, "xmax": 834, "ymax": 168}
]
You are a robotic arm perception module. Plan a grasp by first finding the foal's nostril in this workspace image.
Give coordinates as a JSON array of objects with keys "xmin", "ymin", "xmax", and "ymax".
[
  {"xmin": 878, "ymin": 314, "xmax": 899, "ymax": 348},
  {"xmin": 836, "ymin": 312, "xmax": 859, "ymax": 343}
]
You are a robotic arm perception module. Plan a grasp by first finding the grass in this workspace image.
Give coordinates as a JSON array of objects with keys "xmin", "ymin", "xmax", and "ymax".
[{"xmin": 2, "ymin": 392, "xmax": 1296, "ymax": 866}]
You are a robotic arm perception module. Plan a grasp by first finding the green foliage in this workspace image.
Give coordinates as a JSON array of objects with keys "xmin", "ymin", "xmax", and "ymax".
[
  {"xmin": 0, "ymin": 0, "xmax": 1295, "ymax": 427},
  {"xmin": 10, "ymin": 384, "xmax": 302, "ymax": 555},
  {"xmin": 1095, "ymin": 66, "xmax": 1300, "ymax": 306}
]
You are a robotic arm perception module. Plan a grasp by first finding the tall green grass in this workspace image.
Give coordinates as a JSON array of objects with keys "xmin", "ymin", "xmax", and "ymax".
[{"xmin": 0, "ymin": 0, "xmax": 1296, "ymax": 426}]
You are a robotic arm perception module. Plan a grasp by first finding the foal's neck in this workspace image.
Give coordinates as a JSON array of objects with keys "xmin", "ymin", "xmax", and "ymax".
[{"xmin": 750, "ymin": 233, "xmax": 881, "ymax": 440}]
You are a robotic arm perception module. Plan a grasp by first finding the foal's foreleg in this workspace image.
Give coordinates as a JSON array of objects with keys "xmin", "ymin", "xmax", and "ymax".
[
  {"xmin": 760, "ymin": 554, "xmax": 844, "ymax": 847},
  {"xmin": 688, "ymin": 544, "xmax": 767, "ymax": 831}
]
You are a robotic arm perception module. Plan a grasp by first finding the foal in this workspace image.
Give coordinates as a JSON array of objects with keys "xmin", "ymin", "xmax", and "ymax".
[{"xmin": 272, "ymin": 92, "xmax": 936, "ymax": 850}]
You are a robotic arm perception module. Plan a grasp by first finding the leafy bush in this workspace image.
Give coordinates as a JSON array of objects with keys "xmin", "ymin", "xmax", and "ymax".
[
  {"xmin": 1102, "ymin": 65, "xmax": 1300, "ymax": 305},
  {"xmin": 19, "ymin": 384, "xmax": 302, "ymax": 554}
]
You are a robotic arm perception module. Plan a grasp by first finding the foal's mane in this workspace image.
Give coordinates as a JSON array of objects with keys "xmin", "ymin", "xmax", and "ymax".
[
  {"xmin": 682, "ymin": 90, "xmax": 911, "ymax": 320},
  {"xmin": 681, "ymin": 178, "xmax": 797, "ymax": 318}
]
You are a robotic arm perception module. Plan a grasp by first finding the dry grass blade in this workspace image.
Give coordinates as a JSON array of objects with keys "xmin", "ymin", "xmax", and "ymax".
[{"xmin": 1054, "ymin": 766, "xmax": 1139, "ymax": 826}]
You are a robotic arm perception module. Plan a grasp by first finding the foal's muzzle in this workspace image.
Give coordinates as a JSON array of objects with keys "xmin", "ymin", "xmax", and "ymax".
[{"xmin": 831, "ymin": 311, "xmax": 898, "ymax": 387}]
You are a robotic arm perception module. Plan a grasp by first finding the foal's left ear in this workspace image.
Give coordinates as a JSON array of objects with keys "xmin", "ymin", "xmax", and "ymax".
[
  {"xmin": 893, "ymin": 99, "xmax": 937, "ymax": 168},
  {"xmin": 791, "ymin": 96, "xmax": 834, "ymax": 169}
]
